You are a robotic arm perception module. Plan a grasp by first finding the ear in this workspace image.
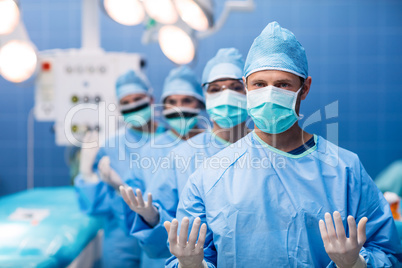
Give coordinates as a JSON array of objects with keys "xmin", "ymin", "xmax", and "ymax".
[
  {"xmin": 242, "ymin": 76, "xmax": 247, "ymax": 86},
  {"xmin": 301, "ymin": 76, "xmax": 312, "ymax": 100}
]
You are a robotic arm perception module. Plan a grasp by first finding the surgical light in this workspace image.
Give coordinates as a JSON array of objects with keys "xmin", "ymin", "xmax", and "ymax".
[
  {"xmin": 143, "ymin": 0, "xmax": 178, "ymax": 24},
  {"xmin": 174, "ymin": 0, "xmax": 213, "ymax": 31},
  {"xmin": 103, "ymin": 0, "xmax": 145, "ymax": 26},
  {"xmin": 0, "ymin": 40, "xmax": 37, "ymax": 83},
  {"xmin": 0, "ymin": 0, "xmax": 20, "ymax": 35},
  {"xmin": 158, "ymin": 25, "xmax": 195, "ymax": 65}
]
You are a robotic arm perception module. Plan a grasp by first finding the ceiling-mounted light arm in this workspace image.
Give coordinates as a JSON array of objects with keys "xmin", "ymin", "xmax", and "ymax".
[
  {"xmin": 174, "ymin": 0, "xmax": 214, "ymax": 32},
  {"xmin": 141, "ymin": 23, "xmax": 162, "ymax": 45},
  {"xmin": 0, "ymin": 18, "xmax": 29, "ymax": 46},
  {"xmin": 82, "ymin": 0, "xmax": 102, "ymax": 52},
  {"xmin": 197, "ymin": 0, "xmax": 255, "ymax": 39}
]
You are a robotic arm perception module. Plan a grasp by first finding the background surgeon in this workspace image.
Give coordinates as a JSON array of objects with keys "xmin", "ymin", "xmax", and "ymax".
[
  {"xmin": 164, "ymin": 22, "xmax": 402, "ymax": 268},
  {"xmin": 124, "ymin": 65, "xmax": 205, "ymax": 192},
  {"xmin": 119, "ymin": 47, "xmax": 250, "ymax": 260},
  {"xmin": 75, "ymin": 70, "xmax": 165, "ymax": 268},
  {"xmin": 111, "ymin": 66, "xmax": 205, "ymax": 267}
]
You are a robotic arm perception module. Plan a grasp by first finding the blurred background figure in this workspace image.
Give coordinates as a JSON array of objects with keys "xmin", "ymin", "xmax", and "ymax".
[
  {"xmin": 75, "ymin": 69, "xmax": 165, "ymax": 268},
  {"xmin": 113, "ymin": 65, "xmax": 205, "ymax": 267},
  {"xmin": 120, "ymin": 47, "xmax": 249, "ymax": 261}
]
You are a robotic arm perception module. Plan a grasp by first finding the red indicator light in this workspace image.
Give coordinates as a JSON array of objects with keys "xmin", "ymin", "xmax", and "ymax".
[{"xmin": 42, "ymin": 62, "xmax": 51, "ymax": 71}]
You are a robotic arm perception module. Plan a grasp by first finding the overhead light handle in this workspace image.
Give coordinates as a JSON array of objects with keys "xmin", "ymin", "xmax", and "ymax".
[{"xmin": 197, "ymin": 0, "xmax": 255, "ymax": 39}]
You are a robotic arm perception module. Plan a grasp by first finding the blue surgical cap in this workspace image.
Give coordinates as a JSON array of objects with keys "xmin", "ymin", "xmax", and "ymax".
[
  {"xmin": 115, "ymin": 70, "xmax": 150, "ymax": 100},
  {"xmin": 244, "ymin": 21, "xmax": 308, "ymax": 79},
  {"xmin": 161, "ymin": 66, "xmax": 204, "ymax": 104},
  {"xmin": 202, "ymin": 48, "xmax": 245, "ymax": 85}
]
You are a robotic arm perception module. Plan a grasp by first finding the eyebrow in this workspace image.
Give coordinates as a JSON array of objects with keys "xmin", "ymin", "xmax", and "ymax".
[
  {"xmin": 249, "ymin": 79, "xmax": 266, "ymax": 84},
  {"xmin": 274, "ymin": 79, "xmax": 293, "ymax": 84},
  {"xmin": 248, "ymin": 78, "xmax": 295, "ymax": 85},
  {"xmin": 209, "ymin": 80, "xmax": 242, "ymax": 86}
]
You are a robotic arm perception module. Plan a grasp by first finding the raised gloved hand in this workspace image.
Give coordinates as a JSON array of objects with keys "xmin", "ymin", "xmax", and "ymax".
[
  {"xmin": 319, "ymin": 211, "xmax": 368, "ymax": 268},
  {"xmin": 98, "ymin": 156, "xmax": 124, "ymax": 190},
  {"xmin": 79, "ymin": 131, "xmax": 100, "ymax": 183},
  {"xmin": 119, "ymin": 186, "xmax": 159, "ymax": 227},
  {"xmin": 164, "ymin": 217, "xmax": 208, "ymax": 268}
]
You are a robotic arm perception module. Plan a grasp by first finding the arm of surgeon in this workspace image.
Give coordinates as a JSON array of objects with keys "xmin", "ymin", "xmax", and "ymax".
[{"xmin": 120, "ymin": 186, "xmax": 160, "ymax": 228}]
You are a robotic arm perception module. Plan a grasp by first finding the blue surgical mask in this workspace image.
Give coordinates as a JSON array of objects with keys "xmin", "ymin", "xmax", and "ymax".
[
  {"xmin": 163, "ymin": 107, "xmax": 200, "ymax": 136},
  {"xmin": 120, "ymin": 97, "xmax": 152, "ymax": 128},
  {"xmin": 247, "ymin": 85, "xmax": 303, "ymax": 134},
  {"xmin": 206, "ymin": 90, "xmax": 248, "ymax": 129}
]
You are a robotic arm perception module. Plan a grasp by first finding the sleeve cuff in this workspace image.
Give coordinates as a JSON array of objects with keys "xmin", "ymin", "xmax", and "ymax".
[
  {"xmin": 131, "ymin": 203, "xmax": 174, "ymax": 236},
  {"xmin": 335, "ymin": 255, "xmax": 367, "ymax": 268},
  {"xmin": 75, "ymin": 174, "xmax": 101, "ymax": 186},
  {"xmin": 129, "ymin": 203, "xmax": 172, "ymax": 258},
  {"xmin": 178, "ymin": 260, "xmax": 208, "ymax": 268},
  {"xmin": 130, "ymin": 203, "xmax": 166, "ymax": 242},
  {"xmin": 83, "ymin": 173, "xmax": 100, "ymax": 183},
  {"xmin": 74, "ymin": 175, "xmax": 112, "ymax": 214},
  {"xmin": 352, "ymin": 255, "xmax": 367, "ymax": 268}
]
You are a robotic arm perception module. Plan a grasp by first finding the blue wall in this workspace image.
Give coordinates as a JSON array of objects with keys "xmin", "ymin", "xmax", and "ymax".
[{"xmin": 0, "ymin": 0, "xmax": 401, "ymax": 196}]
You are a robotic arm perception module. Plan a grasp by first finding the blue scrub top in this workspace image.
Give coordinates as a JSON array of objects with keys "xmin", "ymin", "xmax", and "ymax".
[
  {"xmin": 166, "ymin": 132, "xmax": 402, "ymax": 268},
  {"xmin": 122, "ymin": 130, "xmax": 187, "ymax": 258},
  {"xmin": 74, "ymin": 125, "xmax": 166, "ymax": 268},
  {"xmin": 126, "ymin": 130, "xmax": 185, "ymax": 190},
  {"xmin": 128, "ymin": 131, "xmax": 229, "ymax": 258}
]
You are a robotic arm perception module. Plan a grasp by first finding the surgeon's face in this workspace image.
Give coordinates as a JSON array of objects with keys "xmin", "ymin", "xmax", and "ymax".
[
  {"xmin": 245, "ymin": 70, "xmax": 311, "ymax": 113},
  {"xmin": 164, "ymin": 95, "xmax": 200, "ymax": 110},
  {"xmin": 119, "ymin": 93, "xmax": 149, "ymax": 105}
]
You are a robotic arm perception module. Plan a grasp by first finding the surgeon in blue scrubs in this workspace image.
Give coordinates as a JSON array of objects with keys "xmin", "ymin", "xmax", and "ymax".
[
  {"xmin": 116, "ymin": 65, "xmax": 205, "ymax": 267},
  {"xmin": 127, "ymin": 66, "xmax": 205, "ymax": 192},
  {"xmin": 120, "ymin": 48, "xmax": 250, "ymax": 259},
  {"xmin": 74, "ymin": 70, "xmax": 165, "ymax": 268},
  {"xmin": 164, "ymin": 22, "xmax": 402, "ymax": 268}
]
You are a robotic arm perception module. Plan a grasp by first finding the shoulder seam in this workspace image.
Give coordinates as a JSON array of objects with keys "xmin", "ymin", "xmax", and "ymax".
[{"xmin": 204, "ymin": 147, "xmax": 248, "ymax": 196}]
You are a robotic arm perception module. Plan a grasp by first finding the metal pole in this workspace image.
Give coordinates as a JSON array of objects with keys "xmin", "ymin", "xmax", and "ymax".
[{"xmin": 82, "ymin": 0, "xmax": 101, "ymax": 50}]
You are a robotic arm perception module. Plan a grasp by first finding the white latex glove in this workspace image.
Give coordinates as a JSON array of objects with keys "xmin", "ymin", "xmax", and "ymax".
[
  {"xmin": 319, "ymin": 211, "xmax": 368, "ymax": 268},
  {"xmin": 98, "ymin": 156, "xmax": 124, "ymax": 190},
  {"xmin": 79, "ymin": 131, "xmax": 100, "ymax": 183},
  {"xmin": 120, "ymin": 186, "xmax": 160, "ymax": 227},
  {"xmin": 165, "ymin": 217, "xmax": 207, "ymax": 268}
]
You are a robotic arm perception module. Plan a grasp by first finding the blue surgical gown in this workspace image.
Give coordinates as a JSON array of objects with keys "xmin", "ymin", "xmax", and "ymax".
[
  {"xmin": 166, "ymin": 132, "xmax": 402, "ymax": 267},
  {"xmin": 74, "ymin": 126, "xmax": 165, "ymax": 268},
  {"xmin": 123, "ymin": 130, "xmax": 188, "ymax": 267},
  {"xmin": 129, "ymin": 131, "xmax": 229, "ymax": 259}
]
